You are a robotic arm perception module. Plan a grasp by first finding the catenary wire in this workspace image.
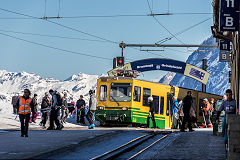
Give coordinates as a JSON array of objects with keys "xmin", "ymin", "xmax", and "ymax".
[
  {"xmin": 0, "ymin": 32, "xmax": 113, "ymax": 61},
  {"xmin": 0, "ymin": 7, "xmax": 119, "ymax": 44},
  {"xmin": 156, "ymin": 17, "xmax": 212, "ymax": 44},
  {"xmin": 0, "ymin": 29, "xmax": 109, "ymax": 43},
  {"xmin": 145, "ymin": 0, "xmax": 184, "ymax": 45}
]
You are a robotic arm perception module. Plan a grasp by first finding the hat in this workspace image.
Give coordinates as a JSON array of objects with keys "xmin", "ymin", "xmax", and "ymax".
[
  {"xmin": 89, "ymin": 90, "xmax": 95, "ymax": 94},
  {"xmin": 148, "ymin": 97, "xmax": 153, "ymax": 101},
  {"xmin": 211, "ymin": 98, "xmax": 214, "ymax": 102},
  {"xmin": 203, "ymin": 98, "xmax": 208, "ymax": 102}
]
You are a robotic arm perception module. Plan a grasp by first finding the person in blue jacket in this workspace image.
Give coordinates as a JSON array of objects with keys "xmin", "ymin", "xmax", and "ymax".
[{"xmin": 171, "ymin": 96, "xmax": 179, "ymax": 129}]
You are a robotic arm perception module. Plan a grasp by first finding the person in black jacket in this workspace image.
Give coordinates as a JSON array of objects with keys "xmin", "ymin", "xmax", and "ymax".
[
  {"xmin": 147, "ymin": 97, "xmax": 156, "ymax": 128},
  {"xmin": 30, "ymin": 94, "xmax": 38, "ymax": 123},
  {"xmin": 39, "ymin": 92, "xmax": 51, "ymax": 128},
  {"xmin": 76, "ymin": 95, "xmax": 86, "ymax": 124},
  {"xmin": 180, "ymin": 91, "xmax": 194, "ymax": 132}
]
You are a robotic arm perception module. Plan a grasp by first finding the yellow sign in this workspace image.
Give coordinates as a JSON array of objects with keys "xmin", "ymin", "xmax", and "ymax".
[
  {"xmin": 108, "ymin": 63, "xmax": 132, "ymax": 77},
  {"xmin": 184, "ymin": 64, "xmax": 210, "ymax": 85}
]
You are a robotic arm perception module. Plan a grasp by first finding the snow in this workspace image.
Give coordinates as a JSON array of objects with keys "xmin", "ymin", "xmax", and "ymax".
[{"xmin": 0, "ymin": 70, "xmax": 99, "ymax": 129}]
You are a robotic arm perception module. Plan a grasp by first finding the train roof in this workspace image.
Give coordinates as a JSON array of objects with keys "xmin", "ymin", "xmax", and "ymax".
[{"xmin": 98, "ymin": 76, "xmax": 222, "ymax": 96}]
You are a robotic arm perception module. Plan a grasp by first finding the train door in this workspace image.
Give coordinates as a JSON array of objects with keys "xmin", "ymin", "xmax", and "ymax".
[{"xmin": 167, "ymin": 93, "xmax": 172, "ymax": 127}]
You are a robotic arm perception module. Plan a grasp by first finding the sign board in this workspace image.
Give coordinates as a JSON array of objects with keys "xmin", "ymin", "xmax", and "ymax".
[
  {"xmin": 220, "ymin": 0, "xmax": 239, "ymax": 11},
  {"xmin": 108, "ymin": 58, "xmax": 210, "ymax": 85},
  {"xmin": 219, "ymin": 40, "xmax": 231, "ymax": 62},
  {"xmin": 219, "ymin": 50, "xmax": 231, "ymax": 62},
  {"xmin": 219, "ymin": 0, "xmax": 239, "ymax": 31},
  {"xmin": 220, "ymin": 40, "xmax": 231, "ymax": 50},
  {"xmin": 219, "ymin": 12, "xmax": 239, "ymax": 31}
]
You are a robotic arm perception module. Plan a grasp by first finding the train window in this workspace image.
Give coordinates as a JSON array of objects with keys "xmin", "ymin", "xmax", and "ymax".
[
  {"xmin": 166, "ymin": 93, "xmax": 172, "ymax": 116},
  {"xmin": 110, "ymin": 83, "xmax": 132, "ymax": 102},
  {"xmin": 99, "ymin": 85, "xmax": 107, "ymax": 101},
  {"xmin": 133, "ymin": 86, "xmax": 141, "ymax": 102},
  {"xmin": 152, "ymin": 95, "xmax": 159, "ymax": 114},
  {"xmin": 143, "ymin": 88, "xmax": 151, "ymax": 106},
  {"xmin": 160, "ymin": 96, "xmax": 164, "ymax": 115}
]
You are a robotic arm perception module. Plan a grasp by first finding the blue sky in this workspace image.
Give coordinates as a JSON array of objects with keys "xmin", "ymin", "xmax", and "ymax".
[{"xmin": 0, "ymin": 0, "xmax": 213, "ymax": 80}]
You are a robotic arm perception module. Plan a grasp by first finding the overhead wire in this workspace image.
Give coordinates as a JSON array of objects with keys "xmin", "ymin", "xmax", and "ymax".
[
  {"xmin": 0, "ymin": 7, "xmax": 119, "ymax": 44},
  {"xmin": 145, "ymin": 0, "xmax": 184, "ymax": 45},
  {"xmin": 58, "ymin": 0, "xmax": 61, "ymax": 17},
  {"xmin": 0, "ymin": 32, "xmax": 113, "ymax": 61},
  {"xmin": 0, "ymin": 29, "xmax": 108, "ymax": 43},
  {"xmin": 156, "ymin": 17, "xmax": 212, "ymax": 44}
]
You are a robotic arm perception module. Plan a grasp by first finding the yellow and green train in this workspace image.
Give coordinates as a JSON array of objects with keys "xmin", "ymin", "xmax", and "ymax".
[{"xmin": 95, "ymin": 77, "xmax": 222, "ymax": 129}]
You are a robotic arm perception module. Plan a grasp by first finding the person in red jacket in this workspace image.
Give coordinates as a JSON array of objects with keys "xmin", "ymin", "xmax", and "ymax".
[{"xmin": 203, "ymin": 98, "xmax": 212, "ymax": 128}]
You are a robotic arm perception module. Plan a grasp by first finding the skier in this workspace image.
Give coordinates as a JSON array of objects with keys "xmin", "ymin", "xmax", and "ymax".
[
  {"xmin": 30, "ymin": 94, "xmax": 38, "ymax": 123},
  {"xmin": 16, "ymin": 89, "xmax": 34, "ymax": 137},
  {"xmin": 39, "ymin": 92, "xmax": 51, "ymax": 128},
  {"xmin": 76, "ymin": 95, "xmax": 86, "ymax": 124},
  {"xmin": 47, "ymin": 89, "xmax": 63, "ymax": 130},
  {"xmin": 86, "ymin": 90, "xmax": 97, "ymax": 129},
  {"xmin": 203, "ymin": 98, "xmax": 212, "ymax": 128},
  {"xmin": 61, "ymin": 93, "xmax": 69, "ymax": 124}
]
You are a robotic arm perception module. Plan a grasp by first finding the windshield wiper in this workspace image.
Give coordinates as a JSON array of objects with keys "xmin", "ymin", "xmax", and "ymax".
[{"xmin": 110, "ymin": 95, "xmax": 120, "ymax": 106}]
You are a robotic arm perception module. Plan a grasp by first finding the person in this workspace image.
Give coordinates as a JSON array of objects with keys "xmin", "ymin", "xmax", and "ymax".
[
  {"xmin": 39, "ymin": 92, "xmax": 51, "ymax": 128},
  {"xmin": 180, "ymin": 91, "xmax": 194, "ymax": 132},
  {"xmin": 171, "ymin": 96, "xmax": 179, "ymax": 129},
  {"xmin": 87, "ymin": 90, "xmax": 97, "ymax": 129},
  {"xmin": 76, "ymin": 95, "xmax": 86, "ymax": 124},
  {"xmin": 216, "ymin": 89, "xmax": 238, "ymax": 151},
  {"xmin": 16, "ymin": 89, "xmax": 35, "ymax": 137},
  {"xmin": 146, "ymin": 97, "xmax": 156, "ymax": 128},
  {"xmin": 30, "ymin": 94, "xmax": 38, "ymax": 123},
  {"xmin": 47, "ymin": 89, "xmax": 63, "ymax": 130},
  {"xmin": 201, "ymin": 98, "xmax": 212, "ymax": 128},
  {"xmin": 68, "ymin": 101, "xmax": 76, "ymax": 118},
  {"xmin": 61, "ymin": 93, "xmax": 69, "ymax": 124},
  {"xmin": 11, "ymin": 95, "xmax": 19, "ymax": 114}
]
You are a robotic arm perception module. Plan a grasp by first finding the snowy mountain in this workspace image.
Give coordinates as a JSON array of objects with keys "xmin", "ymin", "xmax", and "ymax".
[
  {"xmin": 0, "ymin": 70, "xmax": 99, "ymax": 114},
  {"xmin": 159, "ymin": 36, "xmax": 230, "ymax": 95}
]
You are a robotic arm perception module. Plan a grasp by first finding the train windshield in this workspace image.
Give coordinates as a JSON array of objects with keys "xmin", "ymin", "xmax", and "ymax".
[{"xmin": 110, "ymin": 83, "xmax": 132, "ymax": 102}]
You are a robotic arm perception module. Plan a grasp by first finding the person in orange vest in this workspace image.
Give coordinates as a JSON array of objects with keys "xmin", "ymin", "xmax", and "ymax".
[{"xmin": 16, "ymin": 89, "xmax": 34, "ymax": 137}]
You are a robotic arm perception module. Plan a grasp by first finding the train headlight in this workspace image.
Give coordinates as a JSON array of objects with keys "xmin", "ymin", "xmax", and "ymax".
[
  {"xmin": 122, "ymin": 107, "xmax": 128, "ymax": 111},
  {"xmin": 98, "ymin": 106, "xmax": 104, "ymax": 110}
]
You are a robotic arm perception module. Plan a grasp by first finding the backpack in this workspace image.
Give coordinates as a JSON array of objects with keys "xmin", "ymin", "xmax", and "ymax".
[{"xmin": 56, "ymin": 92, "xmax": 63, "ymax": 106}]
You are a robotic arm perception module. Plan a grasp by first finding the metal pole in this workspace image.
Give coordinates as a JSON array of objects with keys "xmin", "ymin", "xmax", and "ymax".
[
  {"xmin": 119, "ymin": 42, "xmax": 218, "ymax": 48},
  {"xmin": 202, "ymin": 59, "xmax": 207, "ymax": 93}
]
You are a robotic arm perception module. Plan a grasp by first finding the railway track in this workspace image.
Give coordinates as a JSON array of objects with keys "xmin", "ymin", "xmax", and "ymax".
[{"xmin": 91, "ymin": 132, "xmax": 170, "ymax": 160}]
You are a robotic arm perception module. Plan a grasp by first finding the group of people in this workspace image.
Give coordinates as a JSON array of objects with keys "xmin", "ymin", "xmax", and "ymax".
[
  {"xmin": 14, "ymin": 88, "xmax": 97, "ymax": 137},
  {"xmin": 146, "ymin": 89, "xmax": 238, "ymax": 135}
]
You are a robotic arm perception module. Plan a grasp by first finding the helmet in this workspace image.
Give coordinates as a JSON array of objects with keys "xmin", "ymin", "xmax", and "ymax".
[{"xmin": 148, "ymin": 97, "xmax": 153, "ymax": 102}]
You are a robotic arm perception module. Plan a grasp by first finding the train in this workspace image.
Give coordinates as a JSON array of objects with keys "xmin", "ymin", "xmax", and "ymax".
[{"xmin": 95, "ymin": 76, "xmax": 222, "ymax": 129}]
